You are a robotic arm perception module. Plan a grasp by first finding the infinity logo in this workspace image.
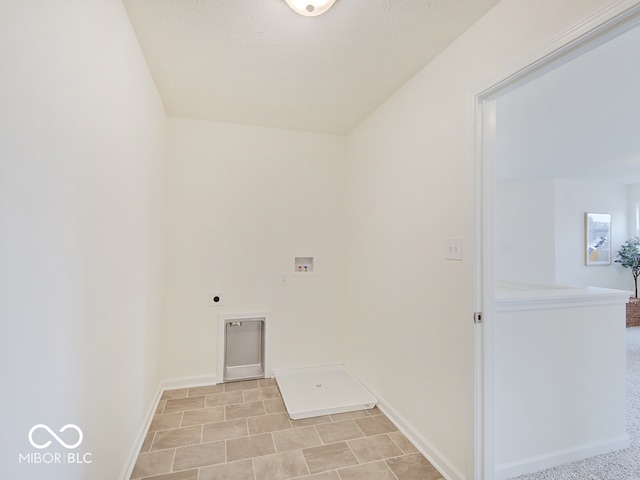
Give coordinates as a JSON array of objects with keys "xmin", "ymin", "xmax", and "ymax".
[{"xmin": 28, "ymin": 424, "xmax": 83, "ymax": 450}]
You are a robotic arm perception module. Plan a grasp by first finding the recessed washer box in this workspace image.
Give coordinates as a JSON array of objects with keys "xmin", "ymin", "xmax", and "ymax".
[
  {"xmin": 218, "ymin": 313, "xmax": 269, "ymax": 383},
  {"xmin": 294, "ymin": 256, "xmax": 314, "ymax": 273}
]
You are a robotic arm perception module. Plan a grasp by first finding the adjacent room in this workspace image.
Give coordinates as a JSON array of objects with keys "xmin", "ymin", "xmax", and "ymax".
[{"xmin": 490, "ymin": 18, "xmax": 640, "ymax": 478}]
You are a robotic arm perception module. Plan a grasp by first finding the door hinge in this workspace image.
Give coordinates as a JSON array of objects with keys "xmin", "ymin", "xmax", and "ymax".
[{"xmin": 473, "ymin": 312, "xmax": 483, "ymax": 324}]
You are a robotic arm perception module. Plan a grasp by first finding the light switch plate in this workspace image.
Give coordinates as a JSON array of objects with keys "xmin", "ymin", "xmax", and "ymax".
[{"xmin": 445, "ymin": 237, "xmax": 463, "ymax": 260}]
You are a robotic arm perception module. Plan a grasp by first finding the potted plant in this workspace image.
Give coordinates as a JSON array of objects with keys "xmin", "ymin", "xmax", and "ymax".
[{"xmin": 615, "ymin": 237, "xmax": 640, "ymax": 327}]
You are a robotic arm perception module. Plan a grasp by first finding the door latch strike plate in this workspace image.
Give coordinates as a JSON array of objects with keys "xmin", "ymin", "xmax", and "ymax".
[{"xmin": 474, "ymin": 312, "xmax": 483, "ymax": 324}]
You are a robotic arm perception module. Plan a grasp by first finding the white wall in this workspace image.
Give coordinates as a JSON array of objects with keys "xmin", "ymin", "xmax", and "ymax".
[
  {"xmin": 0, "ymin": 1, "xmax": 166, "ymax": 479},
  {"xmin": 629, "ymin": 183, "xmax": 640, "ymax": 238},
  {"xmin": 496, "ymin": 179, "xmax": 556, "ymax": 284},
  {"xmin": 495, "ymin": 178, "xmax": 630, "ymax": 290},
  {"xmin": 554, "ymin": 179, "xmax": 629, "ymax": 289},
  {"xmin": 164, "ymin": 118, "xmax": 347, "ymax": 380},
  {"xmin": 495, "ymin": 300, "xmax": 628, "ymax": 478},
  {"xmin": 345, "ymin": 0, "xmax": 614, "ymax": 477}
]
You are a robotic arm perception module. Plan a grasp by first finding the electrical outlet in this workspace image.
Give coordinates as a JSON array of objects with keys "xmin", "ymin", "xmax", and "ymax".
[
  {"xmin": 209, "ymin": 293, "xmax": 224, "ymax": 306},
  {"xmin": 445, "ymin": 237, "xmax": 463, "ymax": 260}
]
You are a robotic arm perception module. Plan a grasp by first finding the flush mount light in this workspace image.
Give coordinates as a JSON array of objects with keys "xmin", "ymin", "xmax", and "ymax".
[{"xmin": 284, "ymin": 0, "xmax": 337, "ymax": 17}]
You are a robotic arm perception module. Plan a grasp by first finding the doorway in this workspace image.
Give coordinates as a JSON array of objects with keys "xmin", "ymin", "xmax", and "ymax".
[{"xmin": 474, "ymin": 4, "xmax": 640, "ymax": 479}]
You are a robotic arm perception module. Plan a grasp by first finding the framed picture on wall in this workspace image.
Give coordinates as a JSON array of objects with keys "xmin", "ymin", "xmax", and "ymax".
[{"xmin": 585, "ymin": 212, "xmax": 612, "ymax": 265}]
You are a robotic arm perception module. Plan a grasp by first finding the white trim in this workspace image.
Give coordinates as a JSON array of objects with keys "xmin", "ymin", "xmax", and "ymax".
[
  {"xmin": 494, "ymin": 435, "xmax": 631, "ymax": 480},
  {"xmin": 159, "ymin": 373, "xmax": 220, "ymax": 390},
  {"xmin": 118, "ymin": 373, "xmax": 218, "ymax": 480},
  {"xmin": 477, "ymin": 96, "xmax": 499, "ymax": 480},
  {"xmin": 496, "ymin": 286, "xmax": 632, "ymax": 311},
  {"xmin": 471, "ymin": 1, "xmax": 640, "ymax": 479},
  {"xmin": 118, "ymin": 386, "xmax": 164, "ymax": 480},
  {"xmin": 473, "ymin": 0, "xmax": 640, "ymax": 98},
  {"xmin": 376, "ymin": 398, "xmax": 464, "ymax": 480}
]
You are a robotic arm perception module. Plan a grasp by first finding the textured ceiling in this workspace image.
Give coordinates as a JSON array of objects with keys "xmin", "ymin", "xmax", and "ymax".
[{"xmin": 123, "ymin": 0, "xmax": 500, "ymax": 134}]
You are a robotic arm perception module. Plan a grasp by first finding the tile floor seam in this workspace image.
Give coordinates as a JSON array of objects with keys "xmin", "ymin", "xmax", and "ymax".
[
  {"xmin": 352, "ymin": 420, "xmax": 366, "ymax": 439},
  {"xmin": 251, "ymin": 457, "xmax": 258, "ymax": 480},
  {"xmin": 148, "ymin": 425, "xmax": 195, "ymax": 435},
  {"xmin": 386, "ymin": 432, "xmax": 404, "ymax": 454},
  {"xmin": 170, "ymin": 448, "xmax": 177, "ymax": 473},
  {"xmin": 311, "ymin": 424, "xmax": 321, "ymax": 446},
  {"xmin": 300, "ymin": 444, "xmax": 313, "ymax": 476},
  {"xmin": 163, "ymin": 406, "xmax": 208, "ymax": 415},
  {"xmin": 344, "ymin": 438, "xmax": 360, "ymax": 469},
  {"xmin": 382, "ymin": 458, "xmax": 401, "ymax": 480},
  {"xmin": 146, "ymin": 444, "xmax": 180, "ymax": 454},
  {"xmin": 149, "ymin": 431, "xmax": 157, "ymax": 451},
  {"xmin": 149, "ymin": 433, "xmax": 158, "ymax": 452},
  {"xmin": 346, "ymin": 455, "xmax": 407, "ymax": 469},
  {"xmin": 172, "ymin": 444, "xmax": 226, "ymax": 477},
  {"xmin": 268, "ymin": 432, "xmax": 276, "ymax": 456},
  {"xmin": 286, "ymin": 415, "xmax": 293, "ymax": 431}
]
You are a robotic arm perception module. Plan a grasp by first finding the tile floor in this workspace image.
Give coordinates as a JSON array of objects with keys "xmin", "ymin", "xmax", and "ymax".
[{"xmin": 130, "ymin": 378, "xmax": 444, "ymax": 480}]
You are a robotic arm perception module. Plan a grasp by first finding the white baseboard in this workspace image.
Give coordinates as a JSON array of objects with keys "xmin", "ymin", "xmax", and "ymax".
[
  {"xmin": 159, "ymin": 373, "xmax": 219, "ymax": 391},
  {"xmin": 495, "ymin": 434, "xmax": 631, "ymax": 480},
  {"xmin": 375, "ymin": 398, "xmax": 465, "ymax": 480},
  {"xmin": 118, "ymin": 385, "xmax": 164, "ymax": 480},
  {"xmin": 119, "ymin": 374, "xmax": 219, "ymax": 480}
]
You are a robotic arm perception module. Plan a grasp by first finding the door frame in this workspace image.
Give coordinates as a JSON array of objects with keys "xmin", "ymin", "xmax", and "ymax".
[{"xmin": 470, "ymin": 2, "xmax": 640, "ymax": 478}]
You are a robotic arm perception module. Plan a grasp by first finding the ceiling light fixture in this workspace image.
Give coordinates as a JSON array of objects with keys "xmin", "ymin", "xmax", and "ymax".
[{"xmin": 284, "ymin": 0, "xmax": 337, "ymax": 17}]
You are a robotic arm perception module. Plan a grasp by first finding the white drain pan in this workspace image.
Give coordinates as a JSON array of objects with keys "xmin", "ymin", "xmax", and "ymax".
[{"xmin": 274, "ymin": 364, "xmax": 377, "ymax": 420}]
